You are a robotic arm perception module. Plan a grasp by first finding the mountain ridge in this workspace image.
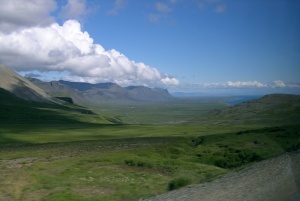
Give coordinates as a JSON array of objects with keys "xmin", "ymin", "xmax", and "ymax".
[
  {"xmin": 193, "ymin": 93, "xmax": 300, "ymax": 125},
  {"xmin": 29, "ymin": 78, "xmax": 174, "ymax": 105},
  {"xmin": 0, "ymin": 65, "xmax": 54, "ymax": 103}
]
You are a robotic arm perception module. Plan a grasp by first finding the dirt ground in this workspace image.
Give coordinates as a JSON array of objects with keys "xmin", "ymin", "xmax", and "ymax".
[{"xmin": 145, "ymin": 150, "xmax": 300, "ymax": 201}]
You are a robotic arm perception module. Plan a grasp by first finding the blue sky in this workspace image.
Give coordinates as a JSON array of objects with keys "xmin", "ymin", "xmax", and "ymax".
[{"xmin": 0, "ymin": 0, "xmax": 299, "ymax": 95}]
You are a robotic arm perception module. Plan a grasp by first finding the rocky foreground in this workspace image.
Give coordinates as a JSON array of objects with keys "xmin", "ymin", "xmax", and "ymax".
[{"xmin": 145, "ymin": 150, "xmax": 300, "ymax": 201}]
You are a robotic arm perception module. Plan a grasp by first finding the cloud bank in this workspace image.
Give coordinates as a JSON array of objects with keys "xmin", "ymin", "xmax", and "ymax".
[
  {"xmin": 0, "ymin": 0, "xmax": 56, "ymax": 33},
  {"xmin": 168, "ymin": 80, "xmax": 300, "ymax": 95},
  {"xmin": 173, "ymin": 80, "xmax": 300, "ymax": 90},
  {"xmin": 0, "ymin": 0, "xmax": 179, "ymax": 86}
]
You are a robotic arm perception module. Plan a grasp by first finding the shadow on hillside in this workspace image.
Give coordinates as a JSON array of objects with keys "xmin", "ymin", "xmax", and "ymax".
[{"xmin": 0, "ymin": 88, "xmax": 114, "ymax": 128}]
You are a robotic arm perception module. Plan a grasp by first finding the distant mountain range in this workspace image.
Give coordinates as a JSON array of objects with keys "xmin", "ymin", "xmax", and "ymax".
[
  {"xmin": 27, "ymin": 78, "xmax": 174, "ymax": 106},
  {"xmin": 0, "ymin": 65, "xmax": 174, "ymax": 106},
  {"xmin": 1, "ymin": 65, "xmax": 300, "ymax": 126}
]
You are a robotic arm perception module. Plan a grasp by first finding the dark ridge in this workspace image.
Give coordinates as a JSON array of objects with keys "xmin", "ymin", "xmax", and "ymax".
[
  {"xmin": 59, "ymin": 80, "xmax": 116, "ymax": 91},
  {"xmin": 56, "ymin": 97, "xmax": 74, "ymax": 104}
]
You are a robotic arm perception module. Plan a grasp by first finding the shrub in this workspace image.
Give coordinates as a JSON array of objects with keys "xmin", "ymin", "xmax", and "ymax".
[
  {"xmin": 213, "ymin": 150, "xmax": 263, "ymax": 168},
  {"xmin": 124, "ymin": 160, "xmax": 135, "ymax": 166},
  {"xmin": 168, "ymin": 177, "xmax": 191, "ymax": 191},
  {"xmin": 124, "ymin": 160, "xmax": 153, "ymax": 168}
]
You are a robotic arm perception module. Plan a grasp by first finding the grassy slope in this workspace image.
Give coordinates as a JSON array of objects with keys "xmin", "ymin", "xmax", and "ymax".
[
  {"xmin": 194, "ymin": 94, "xmax": 300, "ymax": 126},
  {"xmin": 0, "ymin": 88, "xmax": 112, "ymax": 125},
  {"xmin": 1, "ymin": 93, "xmax": 300, "ymax": 200}
]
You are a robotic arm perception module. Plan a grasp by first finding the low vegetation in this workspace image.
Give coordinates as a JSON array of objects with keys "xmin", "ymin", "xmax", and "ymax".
[
  {"xmin": 0, "ymin": 91, "xmax": 299, "ymax": 200},
  {"xmin": 1, "ymin": 124, "xmax": 299, "ymax": 200}
]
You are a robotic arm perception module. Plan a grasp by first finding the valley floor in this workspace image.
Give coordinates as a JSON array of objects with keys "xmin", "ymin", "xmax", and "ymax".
[{"xmin": 145, "ymin": 150, "xmax": 300, "ymax": 201}]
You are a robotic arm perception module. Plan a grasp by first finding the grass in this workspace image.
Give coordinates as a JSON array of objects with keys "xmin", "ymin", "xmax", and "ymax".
[
  {"xmin": 193, "ymin": 125, "xmax": 300, "ymax": 168},
  {"xmin": 0, "ymin": 123, "xmax": 268, "ymax": 145},
  {"xmin": 0, "ymin": 136, "xmax": 226, "ymax": 200},
  {"xmin": 90, "ymin": 97, "xmax": 228, "ymax": 124},
  {"xmin": 1, "ymin": 125, "xmax": 299, "ymax": 200}
]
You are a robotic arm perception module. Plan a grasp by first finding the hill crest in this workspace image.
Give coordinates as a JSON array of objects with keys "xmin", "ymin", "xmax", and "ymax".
[
  {"xmin": 202, "ymin": 94, "xmax": 300, "ymax": 125},
  {"xmin": 0, "ymin": 65, "xmax": 53, "ymax": 103}
]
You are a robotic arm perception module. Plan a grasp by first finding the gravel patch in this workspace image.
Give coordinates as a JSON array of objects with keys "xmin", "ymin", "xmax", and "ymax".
[{"xmin": 145, "ymin": 151, "xmax": 300, "ymax": 201}]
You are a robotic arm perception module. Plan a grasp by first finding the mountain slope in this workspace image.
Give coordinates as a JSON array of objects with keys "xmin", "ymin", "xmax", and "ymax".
[
  {"xmin": 30, "ymin": 79, "xmax": 174, "ymax": 105},
  {"xmin": 60, "ymin": 80, "xmax": 174, "ymax": 103},
  {"xmin": 28, "ymin": 78, "xmax": 174, "ymax": 105},
  {"xmin": 126, "ymin": 86, "xmax": 173, "ymax": 101},
  {"xmin": 194, "ymin": 94, "xmax": 300, "ymax": 125},
  {"xmin": 0, "ymin": 65, "xmax": 116, "ymax": 125},
  {"xmin": 0, "ymin": 87, "xmax": 114, "ymax": 125},
  {"xmin": 27, "ymin": 77, "xmax": 94, "ymax": 106},
  {"xmin": 0, "ymin": 65, "xmax": 54, "ymax": 103}
]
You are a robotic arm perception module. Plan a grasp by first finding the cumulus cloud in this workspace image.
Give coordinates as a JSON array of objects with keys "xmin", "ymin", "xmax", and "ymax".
[
  {"xmin": 0, "ymin": 20, "xmax": 179, "ymax": 86},
  {"xmin": 0, "ymin": 0, "xmax": 56, "ymax": 33},
  {"xmin": 161, "ymin": 76, "xmax": 180, "ymax": 85}
]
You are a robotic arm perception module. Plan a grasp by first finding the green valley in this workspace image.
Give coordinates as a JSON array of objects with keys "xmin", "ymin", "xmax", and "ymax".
[{"xmin": 0, "ymin": 65, "xmax": 300, "ymax": 201}]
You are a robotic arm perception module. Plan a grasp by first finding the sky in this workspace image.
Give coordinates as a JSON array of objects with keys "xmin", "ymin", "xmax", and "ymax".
[{"xmin": 0, "ymin": 0, "xmax": 299, "ymax": 95}]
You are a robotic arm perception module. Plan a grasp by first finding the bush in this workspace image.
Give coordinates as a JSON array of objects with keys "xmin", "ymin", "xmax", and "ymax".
[
  {"xmin": 124, "ymin": 159, "xmax": 152, "ymax": 168},
  {"xmin": 213, "ymin": 150, "xmax": 262, "ymax": 168},
  {"xmin": 168, "ymin": 177, "xmax": 191, "ymax": 191}
]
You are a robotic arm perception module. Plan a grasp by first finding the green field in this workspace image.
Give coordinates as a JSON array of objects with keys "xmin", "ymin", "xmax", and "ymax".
[{"xmin": 1, "ymin": 91, "xmax": 300, "ymax": 200}]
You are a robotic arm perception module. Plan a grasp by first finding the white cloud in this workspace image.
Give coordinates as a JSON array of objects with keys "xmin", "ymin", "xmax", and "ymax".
[
  {"xmin": 176, "ymin": 80, "xmax": 300, "ymax": 91},
  {"xmin": 273, "ymin": 80, "xmax": 286, "ymax": 88},
  {"xmin": 226, "ymin": 81, "xmax": 267, "ymax": 88},
  {"xmin": 161, "ymin": 77, "xmax": 180, "ymax": 85},
  {"xmin": 0, "ymin": 20, "xmax": 179, "ymax": 86},
  {"xmin": 0, "ymin": 0, "xmax": 56, "ymax": 33}
]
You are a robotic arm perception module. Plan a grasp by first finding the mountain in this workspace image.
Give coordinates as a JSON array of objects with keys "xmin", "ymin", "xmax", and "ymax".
[
  {"xmin": 0, "ymin": 86, "xmax": 114, "ymax": 125},
  {"xmin": 30, "ymin": 79, "xmax": 174, "ymax": 105},
  {"xmin": 27, "ymin": 77, "xmax": 95, "ymax": 106},
  {"xmin": 0, "ymin": 65, "xmax": 53, "ymax": 103},
  {"xmin": 59, "ymin": 80, "xmax": 174, "ymax": 102},
  {"xmin": 126, "ymin": 86, "xmax": 172, "ymax": 101},
  {"xmin": 0, "ymin": 66, "xmax": 115, "ymax": 125},
  {"xmin": 197, "ymin": 94, "xmax": 300, "ymax": 125},
  {"xmin": 58, "ymin": 80, "xmax": 120, "ymax": 91}
]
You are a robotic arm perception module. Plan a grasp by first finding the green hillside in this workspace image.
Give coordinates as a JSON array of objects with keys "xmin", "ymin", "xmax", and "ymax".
[
  {"xmin": 193, "ymin": 94, "xmax": 300, "ymax": 126},
  {"xmin": 0, "ymin": 88, "xmax": 112, "ymax": 125}
]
